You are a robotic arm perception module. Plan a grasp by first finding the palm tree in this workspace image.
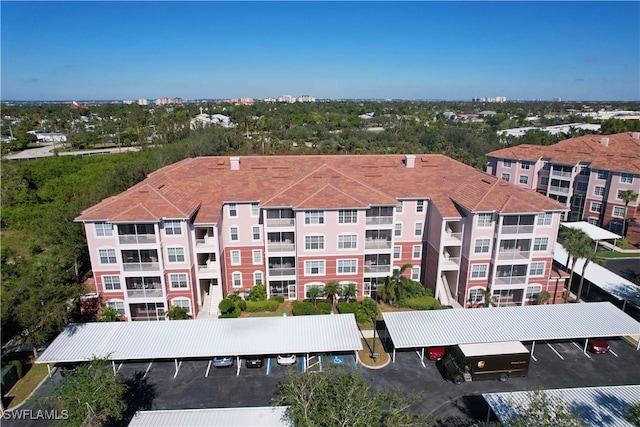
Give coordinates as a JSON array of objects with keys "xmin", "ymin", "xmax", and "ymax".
[
  {"xmin": 342, "ymin": 283, "xmax": 358, "ymax": 303},
  {"xmin": 481, "ymin": 289, "xmax": 497, "ymax": 308},
  {"xmin": 575, "ymin": 248, "xmax": 605, "ymax": 303},
  {"xmin": 562, "ymin": 229, "xmax": 592, "ymax": 303},
  {"xmin": 381, "ymin": 263, "xmax": 413, "ymax": 305},
  {"xmin": 324, "ymin": 281, "xmax": 342, "ymax": 307},
  {"xmin": 559, "ymin": 227, "xmax": 584, "ymax": 271},
  {"xmin": 618, "ymin": 189, "xmax": 639, "ymax": 238},
  {"xmin": 308, "ymin": 286, "xmax": 322, "ymax": 306}
]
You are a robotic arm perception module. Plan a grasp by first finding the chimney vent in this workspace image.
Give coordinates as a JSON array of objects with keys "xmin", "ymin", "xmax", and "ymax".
[
  {"xmin": 600, "ymin": 137, "xmax": 609, "ymax": 147},
  {"xmin": 230, "ymin": 156, "xmax": 240, "ymax": 170},
  {"xmin": 404, "ymin": 155, "xmax": 416, "ymax": 168},
  {"xmin": 632, "ymin": 132, "xmax": 640, "ymax": 140}
]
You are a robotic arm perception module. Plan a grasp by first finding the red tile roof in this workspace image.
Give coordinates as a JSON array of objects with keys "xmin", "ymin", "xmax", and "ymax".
[
  {"xmin": 75, "ymin": 154, "xmax": 566, "ymax": 224},
  {"xmin": 487, "ymin": 132, "xmax": 640, "ymax": 173}
]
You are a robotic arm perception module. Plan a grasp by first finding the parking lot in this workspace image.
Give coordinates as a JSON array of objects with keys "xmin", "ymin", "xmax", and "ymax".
[{"xmin": 4, "ymin": 338, "xmax": 639, "ymax": 426}]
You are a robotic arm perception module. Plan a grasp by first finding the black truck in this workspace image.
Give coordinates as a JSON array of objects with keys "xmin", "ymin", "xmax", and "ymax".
[{"xmin": 439, "ymin": 341, "xmax": 530, "ymax": 384}]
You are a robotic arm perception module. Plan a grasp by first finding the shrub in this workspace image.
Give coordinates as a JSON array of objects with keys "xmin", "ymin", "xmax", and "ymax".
[
  {"xmin": 237, "ymin": 300, "xmax": 247, "ymax": 311},
  {"xmin": 244, "ymin": 299, "xmax": 280, "ymax": 312},
  {"xmin": 292, "ymin": 301, "xmax": 327, "ymax": 316},
  {"xmin": 218, "ymin": 298, "xmax": 236, "ymax": 315},
  {"xmin": 270, "ymin": 296, "xmax": 285, "ymax": 303},
  {"xmin": 248, "ymin": 284, "xmax": 267, "ymax": 301},
  {"xmin": 8, "ymin": 359, "xmax": 24, "ymax": 379},
  {"xmin": 357, "ymin": 298, "xmax": 379, "ymax": 320},
  {"xmin": 336, "ymin": 302, "xmax": 358, "ymax": 314},
  {"xmin": 317, "ymin": 301, "xmax": 332, "ymax": 313},
  {"xmin": 227, "ymin": 294, "xmax": 243, "ymax": 303},
  {"xmin": 167, "ymin": 306, "xmax": 188, "ymax": 320},
  {"xmin": 218, "ymin": 306, "xmax": 241, "ymax": 318},
  {"xmin": 397, "ymin": 296, "xmax": 442, "ymax": 310},
  {"xmin": 403, "ymin": 280, "xmax": 428, "ymax": 298}
]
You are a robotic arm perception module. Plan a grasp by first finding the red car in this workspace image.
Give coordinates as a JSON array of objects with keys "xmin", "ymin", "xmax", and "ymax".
[
  {"xmin": 588, "ymin": 339, "xmax": 610, "ymax": 354},
  {"xmin": 427, "ymin": 347, "xmax": 446, "ymax": 361}
]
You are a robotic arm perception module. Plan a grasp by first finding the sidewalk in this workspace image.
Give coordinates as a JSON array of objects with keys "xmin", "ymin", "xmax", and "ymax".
[{"xmin": 599, "ymin": 240, "xmax": 640, "ymax": 253}]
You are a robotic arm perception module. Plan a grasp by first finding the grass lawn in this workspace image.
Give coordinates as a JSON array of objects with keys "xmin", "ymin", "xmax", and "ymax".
[
  {"xmin": 596, "ymin": 250, "xmax": 640, "ymax": 259},
  {"xmin": 5, "ymin": 363, "xmax": 50, "ymax": 409},
  {"xmin": 239, "ymin": 301, "xmax": 293, "ymax": 318}
]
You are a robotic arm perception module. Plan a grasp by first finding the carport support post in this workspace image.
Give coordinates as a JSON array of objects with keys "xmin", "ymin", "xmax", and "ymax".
[
  {"xmin": 531, "ymin": 341, "xmax": 536, "ymax": 359},
  {"xmin": 47, "ymin": 364, "xmax": 52, "ymax": 378},
  {"xmin": 583, "ymin": 339, "xmax": 589, "ymax": 355}
]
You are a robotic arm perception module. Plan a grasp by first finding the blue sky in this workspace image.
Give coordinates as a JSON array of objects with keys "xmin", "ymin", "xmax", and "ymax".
[{"xmin": 1, "ymin": 1, "xmax": 638, "ymax": 101}]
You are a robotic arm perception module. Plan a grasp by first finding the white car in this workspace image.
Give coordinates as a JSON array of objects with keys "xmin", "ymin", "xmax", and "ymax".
[{"xmin": 277, "ymin": 354, "xmax": 297, "ymax": 365}]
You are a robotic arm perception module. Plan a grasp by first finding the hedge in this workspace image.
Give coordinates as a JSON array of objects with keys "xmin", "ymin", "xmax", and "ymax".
[
  {"xmin": 218, "ymin": 306, "xmax": 241, "ymax": 318},
  {"xmin": 397, "ymin": 296, "xmax": 443, "ymax": 310},
  {"xmin": 244, "ymin": 300, "xmax": 280, "ymax": 312},
  {"xmin": 292, "ymin": 301, "xmax": 331, "ymax": 316},
  {"xmin": 336, "ymin": 302, "xmax": 358, "ymax": 314},
  {"xmin": 270, "ymin": 296, "xmax": 285, "ymax": 303}
]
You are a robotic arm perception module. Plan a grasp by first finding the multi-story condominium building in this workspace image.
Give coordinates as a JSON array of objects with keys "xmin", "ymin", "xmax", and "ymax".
[
  {"xmin": 75, "ymin": 154, "xmax": 566, "ymax": 321},
  {"xmin": 486, "ymin": 132, "xmax": 640, "ymax": 239},
  {"xmin": 277, "ymin": 95, "xmax": 296, "ymax": 103}
]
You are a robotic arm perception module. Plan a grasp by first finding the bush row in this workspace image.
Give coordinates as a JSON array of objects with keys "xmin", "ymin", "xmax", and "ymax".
[
  {"xmin": 396, "ymin": 296, "xmax": 444, "ymax": 310},
  {"xmin": 292, "ymin": 301, "xmax": 332, "ymax": 316}
]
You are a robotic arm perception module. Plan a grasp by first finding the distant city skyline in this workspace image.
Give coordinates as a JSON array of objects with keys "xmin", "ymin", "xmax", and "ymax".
[{"xmin": 1, "ymin": 1, "xmax": 638, "ymax": 102}]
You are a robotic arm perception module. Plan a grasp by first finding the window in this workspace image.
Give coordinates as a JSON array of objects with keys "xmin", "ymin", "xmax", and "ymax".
[
  {"xmin": 540, "ymin": 176, "xmax": 549, "ymax": 186},
  {"xmin": 412, "ymin": 245, "xmax": 422, "ymax": 259},
  {"xmin": 394, "ymin": 223, "xmax": 402, "ymax": 237},
  {"xmin": 305, "ymin": 235, "xmax": 325, "ymax": 250},
  {"xmin": 230, "ymin": 227, "xmax": 239, "ymax": 241},
  {"xmin": 167, "ymin": 247, "xmax": 185, "ymax": 262},
  {"xmin": 525, "ymin": 285, "xmax": 542, "ymax": 300},
  {"xmin": 580, "ymin": 167, "xmax": 590, "ymax": 176},
  {"xmin": 251, "ymin": 203, "xmax": 259, "ymax": 217},
  {"xmin": 396, "ymin": 202, "xmax": 403, "ymax": 213},
  {"xmin": 338, "ymin": 234, "xmax": 357, "ymax": 249},
  {"xmin": 164, "ymin": 220, "xmax": 181, "ymax": 235},
  {"xmin": 172, "ymin": 298, "xmax": 191, "ymax": 314},
  {"xmin": 232, "ymin": 272, "xmax": 242, "ymax": 288},
  {"xmin": 575, "ymin": 181, "xmax": 588, "ymax": 192},
  {"xmin": 521, "ymin": 161, "xmax": 530, "ymax": 170},
  {"xmin": 98, "ymin": 249, "xmax": 117, "ymax": 264},
  {"xmin": 533, "ymin": 237, "xmax": 549, "ymax": 251},
  {"xmin": 338, "ymin": 209, "xmax": 357, "ymax": 224},
  {"xmin": 537, "ymin": 213, "xmax": 552, "ymax": 226},
  {"xmin": 253, "ymin": 250, "xmax": 262, "ymax": 264},
  {"xmin": 106, "ymin": 300, "xmax": 125, "ymax": 316},
  {"xmin": 588, "ymin": 217, "xmax": 599, "ymax": 226},
  {"xmin": 393, "ymin": 246, "xmax": 401, "ymax": 260},
  {"xmin": 305, "ymin": 210, "xmax": 324, "ymax": 225},
  {"xmin": 414, "ymin": 222, "xmax": 423, "ymax": 237},
  {"xmin": 95, "ymin": 222, "xmax": 113, "ymax": 237},
  {"xmin": 613, "ymin": 206, "xmax": 626, "ymax": 218},
  {"xmin": 594, "ymin": 186, "xmax": 605, "ymax": 196},
  {"xmin": 228, "ymin": 203, "xmax": 237, "ymax": 217},
  {"xmin": 529, "ymin": 262, "xmax": 545, "ymax": 276},
  {"xmin": 252, "ymin": 226, "xmax": 260, "ymax": 240},
  {"xmin": 468, "ymin": 288, "xmax": 484, "ymax": 303},
  {"xmin": 590, "ymin": 202, "xmax": 602, "ymax": 213},
  {"xmin": 231, "ymin": 250, "xmax": 241, "ymax": 265},
  {"xmin": 503, "ymin": 159, "xmax": 512, "ymax": 168},
  {"xmin": 478, "ymin": 213, "xmax": 492, "ymax": 227},
  {"xmin": 620, "ymin": 173, "xmax": 634, "ymax": 184},
  {"xmin": 305, "ymin": 284, "xmax": 325, "ymax": 299},
  {"xmin": 519, "ymin": 175, "xmax": 528, "ymax": 185},
  {"xmin": 474, "ymin": 238, "xmax": 490, "ymax": 254},
  {"xmin": 170, "ymin": 273, "xmax": 188, "ymax": 289},
  {"xmin": 597, "ymin": 170, "xmax": 608, "ymax": 180},
  {"xmin": 411, "ymin": 267, "xmax": 420, "ymax": 281},
  {"xmin": 304, "ymin": 260, "xmax": 325, "ymax": 276},
  {"xmin": 254, "ymin": 271, "xmax": 263, "ymax": 286},
  {"xmin": 337, "ymin": 259, "xmax": 357, "ymax": 274},
  {"xmin": 103, "ymin": 276, "xmax": 121, "ymax": 291},
  {"xmin": 471, "ymin": 264, "xmax": 488, "ymax": 279},
  {"xmin": 416, "ymin": 200, "xmax": 424, "ymax": 213},
  {"xmin": 501, "ymin": 173, "xmax": 510, "ymax": 182}
]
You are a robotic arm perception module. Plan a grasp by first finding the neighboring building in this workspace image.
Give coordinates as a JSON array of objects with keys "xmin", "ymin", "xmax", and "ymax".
[
  {"xmin": 297, "ymin": 95, "xmax": 316, "ymax": 103},
  {"xmin": 138, "ymin": 98, "xmax": 149, "ymax": 106},
  {"xmin": 75, "ymin": 154, "xmax": 566, "ymax": 321},
  {"xmin": 499, "ymin": 123, "xmax": 601, "ymax": 138},
  {"xmin": 27, "ymin": 131, "xmax": 67, "ymax": 143},
  {"xmin": 189, "ymin": 113, "xmax": 235, "ymax": 130},
  {"xmin": 277, "ymin": 95, "xmax": 296, "ymax": 103},
  {"xmin": 486, "ymin": 132, "xmax": 640, "ymax": 239}
]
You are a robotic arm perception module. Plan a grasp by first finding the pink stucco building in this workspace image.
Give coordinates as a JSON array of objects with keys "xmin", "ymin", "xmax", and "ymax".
[{"xmin": 76, "ymin": 154, "xmax": 567, "ymax": 320}]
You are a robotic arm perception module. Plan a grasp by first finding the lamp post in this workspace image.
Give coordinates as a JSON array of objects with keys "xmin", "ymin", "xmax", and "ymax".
[{"xmin": 371, "ymin": 315, "xmax": 379, "ymax": 361}]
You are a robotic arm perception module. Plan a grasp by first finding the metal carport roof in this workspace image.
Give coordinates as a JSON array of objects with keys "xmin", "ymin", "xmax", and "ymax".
[
  {"xmin": 128, "ymin": 406, "xmax": 291, "ymax": 427},
  {"xmin": 560, "ymin": 221, "xmax": 621, "ymax": 241},
  {"xmin": 382, "ymin": 301, "xmax": 640, "ymax": 349},
  {"xmin": 36, "ymin": 314, "xmax": 363, "ymax": 364},
  {"xmin": 483, "ymin": 385, "xmax": 640, "ymax": 427}
]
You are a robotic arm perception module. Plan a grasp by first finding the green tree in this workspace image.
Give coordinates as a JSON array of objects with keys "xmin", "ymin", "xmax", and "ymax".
[
  {"xmin": 342, "ymin": 282, "xmax": 358, "ymax": 303},
  {"xmin": 626, "ymin": 402, "xmax": 640, "ymax": 426},
  {"xmin": 166, "ymin": 305, "xmax": 189, "ymax": 320},
  {"xmin": 49, "ymin": 358, "xmax": 127, "ymax": 427},
  {"xmin": 273, "ymin": 367, "xmax": 426, "ymax": 427},
  {"xmin": 536, "ymin": 290, "xmax": 552, "ymax": 305},
  {"xmin": 308, "ymin": 286, "xmax": 322, "ymax": 306},
  {"xmin": 248, "ymin": 283, "xmax": 267, "ymax": 301},
  {"xmin": 324, "ymin": 281, "xmax": 342, "ymax": 307},
  {"xmin": 97, "ymin": 306, "xmax": 122, "ymax": 322},
  {"xmin": 618, "ymin": 189, "xmax": 639, "ymax": 238},
  {"xmin": 560, "ymin": 228, "xmax": 592, "ymax": 303},
  {"xmin": 378, "ymin": 263, "xmax": 412, "ymax": 305},
  {"xmin": 481, "ymin": 289, "xmax": 497, "ymax": 308},
  {"xmin": 575, "ymin": 249, "xmax": 605, "ymax": 303},
  {"xmin": 505, "ymin": 389, "xmax": 585, "ymax": 427}
]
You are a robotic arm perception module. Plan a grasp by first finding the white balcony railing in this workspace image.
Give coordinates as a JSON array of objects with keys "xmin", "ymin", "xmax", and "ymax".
[
  {"xmin": 497, "ymin": 251, "xmax": 531, "ymax": 261},
  {"xmin": 126, "ymin": 288, "xmax": 163, "ymax": 298},
  {"xmin": 443, "ymin": 232, "xmax": 463, "ymax": 245},
  {"xmin": 364, "ymin": 264, "xmax": 391, "ymax": 273},
  {"xmin": 365, "ymin": 216, "xmax": 393, "ymax": 225},
  {"xmin": 494, "ymin": 276, "xmax": 527, "ymax": 285},
  {"xmin": 268, "ymin": 267, "xmax": 296, "ymax": 276},
  {"xmin": 118, "ymin": 234, "xmax": 157, "ymax": 245},
  {"xmin": 122, "ymin": 262, "xmax": 160, "ymax": 272},
  {"xmin": 266, "ymin": 218, "xmax": 295, "ymax": 227},
  {"xmin": 501, "ymin": 225, "xmax": 534, "ymax": 235},
  {"xmin": 198, "ymin": 264, "xmax": 219, "ymax": 274},
  {"xmin": 365, "ymin": 240, "xmax": 392, "ymax": 250},
  {"xmin": 551, "ymin": 170, "xmax": 572, "ymax": 177},
  {"xmin": 548, "ymin": 185, "xmax": 570, "ymax": 194},
  {"xmin": 267, "ymin": 242, "xmax": 296, "ymax": 252}
]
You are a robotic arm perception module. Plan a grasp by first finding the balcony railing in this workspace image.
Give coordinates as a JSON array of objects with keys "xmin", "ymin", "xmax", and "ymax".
[
  {"xmin": 365, "ymin": 216, "xmax": 393, "ymax": 225},
  {"xmin": 548, "ymin": 185, "xmax": 570, "ymax": 194},
  {"xmin": 266, "ymin": 218, "xmax": 295, "ymax": 227},
  {"xmin": 268, "ymin": 267, "xmax": 296, "ymax": 276},
  {"xmin": 364, "ymin": 264, "xmax": 391, "ymax": 273},
  {"xmin": 494, "ymin": 276, "xmax": 527, "ymax": 285},
  {"xmin": 267, "ymin": 242, "xmax": 296, "ymax": 252},
  {"xmin": 501, "ymin": 225, "xmax": 534, "ymax": 235},
  {"xmin": 497, "ymin": 251, "xmax": 531, "ymax": 261},
  {"xmin": 198, "ymin": 264, "xmax": 218, "ymax": 274},
  {"xmin": 443, "ymin": 232, "xmax": 463, "ymax": 242},
  {"xmin": 551, "ymin": 170, "xmax": 572, "ymax": 177},
  {"xmin": 118, "ymin": 234, "xmax": 156, "ymax": 245},
  {"xmin": 126, "ymin": 288, "xmax": 163, "ymax": 298},
  {"xmin": 195, "ymin": 238, "xmax": 216, "ymax": 248},
  {"xmin": 122, "ymin": 262, "xmax": 160, "ymax": 272},
  {"xmin": 365, "ymin": 239, "xmax": 392, "ymax": 250}
]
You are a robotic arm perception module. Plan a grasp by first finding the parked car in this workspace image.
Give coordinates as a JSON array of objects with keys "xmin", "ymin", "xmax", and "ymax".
[
  {"xmin": 588, "ymin": 339, "xmax": 610, "ymax": 354},
  {"xmin": 245, "ymin": 357, "xmax": 264, "ymax": 368},
  {"xmin": 213, "ymin": 356, "xmax": 234, "ymax": 368},
  {"xmin": 277, "ymin": 354, "xmax": 297, "ymax": 365},
  {"xmin": 427, "ymin": 347, "xmax": 446, "ymax": 361}
]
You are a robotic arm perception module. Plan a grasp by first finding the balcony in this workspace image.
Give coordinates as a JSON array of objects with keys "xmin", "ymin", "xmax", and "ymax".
[
  {"xmin": 497, "ymin": 250, "xmax": 531, "ymax": 261},
  {"xmin": 198, "ymin": 262, "xmax": 219, "ymax": 275},
  {"xmin": 266, "ymin": 218, "xmax": 294, "ymax": 227},
  {"xmin": 494, "ymin": 276, "xmax": 527, "ymax": 286},
  {"xmin": 365, "ymin": 239, "xmax": 391, "ymax": 250},
  {"xmin": 195, "ymin": 236, "xmax": 217, "ymax": 249},
  {"xmin": 548, "ymin": 185, "xmax": 570, "ymax": 194},
  {"xmin": 118, "ymin": 234, "xmax": 157, "ymax": 245},
  {"xmin": 440, "ymin": 255, "xmax": 460, "ymax": 270},
  {"xmin": 551, "ymin": 169, "xmax": 572, "ymax": 178},
  {"xmin": 365, "ymin": 216, "xmax": 393, "ymax": 225},
  {"xmin": 364, "ymin": 264, "xmax": 391, "ymax": 273},
  {"xmin": 126, "ymin": 288, "xmax": 163, "ymax": 298},
  {"xmin": 267, "ymin": 242, "xmax": 295, "ymax": 252},
  {"xmin": 122, "ymin": 261, "xmax": 160, "ymax": 272},
  {"xmin": 268, "ymin": 267, "xmax": 296, "ymax": 276},
  {"xmin": 443, "ymin": 232, "xmax": 462, "ymax": 245},
  {"xmin": 501, "ymin": 225, "xmax": 534, "ymax": 235}
]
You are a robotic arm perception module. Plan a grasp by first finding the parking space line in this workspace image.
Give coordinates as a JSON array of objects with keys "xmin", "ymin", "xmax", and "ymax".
[
  {"xmin": 546, "ymin": 341, "xmax": 564, "ymax": 360},
  {"xmin": 573, "ymin": 341, "xmax": 592, "ymax": 359},
  {"xmin": 173, "ymin": 360, "xmax": 182, "ymax": 378},
  {"xmin": 610, "ymin": 349, "xmax": 619, "ymax": 358},
  {"xmin": 143, "ymin": 362, "xmax": 153, "ymax": 379},
  {"xmin": 116, "ymin": 362, "xmax": 123, "ymax": 373},
  {"xmin": 205, "ymin": 359, "xmax": 212, "ymax": 377}
]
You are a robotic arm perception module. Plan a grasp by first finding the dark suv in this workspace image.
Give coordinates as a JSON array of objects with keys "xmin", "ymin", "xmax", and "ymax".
[{"xmin": 245, "ymin": 357, "xmax": 264, "ymax": 368}]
